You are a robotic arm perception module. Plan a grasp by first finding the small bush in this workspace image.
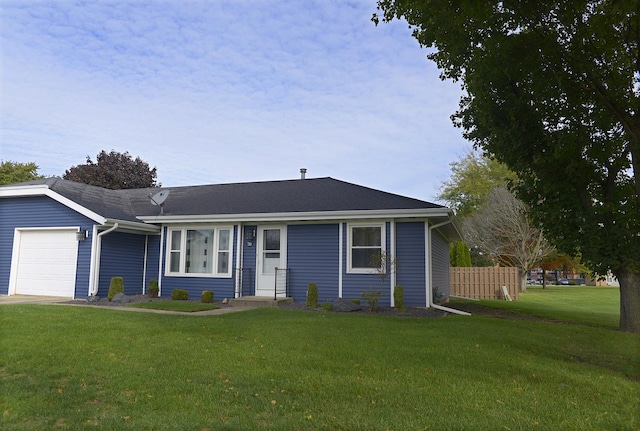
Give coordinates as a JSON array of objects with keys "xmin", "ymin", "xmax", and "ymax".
[
  {"xmin": 306, "ymin": 283, "xmax": 318, "ymax": 308},
  {"xmin": 321, "ymin": 302, "xmax": 333, "ymax": 311},
  {"xmin": 171, "ymin": 289, "xmax": 189, "ymax": 300},
  {"xmin": 201, "ymin": 290, "xmax": 214, "ymax": 303},
  {"xmin": 432, "ymin": 286, "xmax": 445, "ymax": 304},
  {"xmin": 107, "ymin": 277, "xmax": 124, "ymax": 301},
  {"xmin": 394, "ymin": 285, "xmax": 405, "ymax": 310},
  {"xmin": 361, "ymin": 289, "xmax": 383, "ymax": 312},
  {"xmin": 148, "ymin": 279, "xmax": 159, "ymax": 298}
]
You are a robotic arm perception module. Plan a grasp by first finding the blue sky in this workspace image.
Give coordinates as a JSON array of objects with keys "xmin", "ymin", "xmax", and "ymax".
[{"xmin": 0, "ymin": 0, "xmax": 469, "ymax": 202}]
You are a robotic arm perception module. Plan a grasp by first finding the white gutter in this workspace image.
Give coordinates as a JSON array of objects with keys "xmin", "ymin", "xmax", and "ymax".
[
  {"xmin": 89, "ymin": 223, "xmax": 119, "ymax": 296},
  {"xmin": 427, "ymin": 218, "xmax": 471, "ymax": 316},
  {"xmin": 137, "ymin": 208, "xmax": 452, "ymax": 224},
  {"xmin": 235, "ymin": 224, "xmax": 242, "ymax": 298}
]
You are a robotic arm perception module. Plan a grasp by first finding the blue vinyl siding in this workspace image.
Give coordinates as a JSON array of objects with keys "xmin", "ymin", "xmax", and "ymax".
[
  {"xmin": 395, "ymin": 222, "xmax": 427, "ymax": 307},
  {"xmin": 98, "ymin": 232, "xmax": 147, "ymax": 297},
  {"xmin": 144, "ymin": 235, "xmax": 161, "ymax": 291},
  {"xmin": 287, "ymin": 224, "xmax": 339, "ymax": 303},
  {"xmin": 431, "ymin": 229, "xmax": 451, "ymax": 302},
  {"xmin": 0, "ymin": 196, "xmax": 95, "ymax": 297},
  {"xmin": 341, "ymin": 222, "xmax": 392, "ymax": 306},
  {"xmin": 160, "ymin": 276, "xmax": 235, "ymax": 300}
]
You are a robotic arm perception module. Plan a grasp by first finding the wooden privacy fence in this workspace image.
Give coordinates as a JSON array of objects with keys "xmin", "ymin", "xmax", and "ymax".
[{"xmin": 450, "ymin": 267, "xmax": 520, "ymax": 301}]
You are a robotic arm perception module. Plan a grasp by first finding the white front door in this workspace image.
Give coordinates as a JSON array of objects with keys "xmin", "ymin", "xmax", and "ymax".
[{"xmin": 255, "ymin": 225, "xmax": 287, "ymax": 297}]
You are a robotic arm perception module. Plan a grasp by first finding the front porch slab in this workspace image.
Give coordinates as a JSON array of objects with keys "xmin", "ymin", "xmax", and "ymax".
[{"xmin": 229, "ymin": 296, "xmax": 294, "ymax": 308}]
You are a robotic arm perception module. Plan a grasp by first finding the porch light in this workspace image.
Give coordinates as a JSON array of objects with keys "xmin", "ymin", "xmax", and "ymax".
[{"xmin": 76, "ymin": 230, "xmax": 88, "ymax": 241}]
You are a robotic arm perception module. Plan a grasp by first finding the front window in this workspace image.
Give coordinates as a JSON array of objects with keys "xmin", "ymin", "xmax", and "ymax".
[
  {"xmin": 167, "ymin": 227, "xmax": 232, "ymax": 277},
  {"xmin": 186, "ymin": 229, "xmax": 213, "ymax": 274},
  {"xmin": 348, "ymin": 223, "xmax": 385, "ymax": 273}
]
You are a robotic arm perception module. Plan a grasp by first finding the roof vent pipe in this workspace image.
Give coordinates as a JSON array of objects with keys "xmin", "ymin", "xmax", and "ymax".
[{"xmin": 300, "ymin": 168, "xmax": 307, "ymax": 179}]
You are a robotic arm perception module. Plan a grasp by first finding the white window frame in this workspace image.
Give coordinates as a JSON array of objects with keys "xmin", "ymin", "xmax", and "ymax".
[
  {"xmin": 347, "ymin": 222, "xmax": 386, "ymax": 274},
  {"xmin": 165, "ymin": 226, "xmax": 233, "ymax": 277}
]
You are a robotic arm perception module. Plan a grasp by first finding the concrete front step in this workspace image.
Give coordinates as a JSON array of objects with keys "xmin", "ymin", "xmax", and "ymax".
[{"xmin": 229, "ymin": 296, "xmax": 294, "ymax": 308}]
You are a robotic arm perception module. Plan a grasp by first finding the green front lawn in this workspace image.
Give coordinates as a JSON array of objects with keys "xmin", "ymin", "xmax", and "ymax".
[
  {"xmin": 456, "ymin": 285, "xmax": 621, "ymax": 329},
  {"xmin": 1, "ymin": 290, "xmax": 638, "ymax": 430},
  {"xmin": 126, "ymin": 301, "xmax": 220, "ymax": 312}
]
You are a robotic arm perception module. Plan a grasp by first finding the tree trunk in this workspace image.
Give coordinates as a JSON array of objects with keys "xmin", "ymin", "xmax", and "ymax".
[
  {"xmin": 616, "ymin": 266, "xmax": 640, "ymax": 334},
  {"xmin": 542, "ymin": 268, "xmax": 546, "ymax": 289},
  {"xmin": 519, "ymin": 270, "xmax": 527, "ymax": 292}
]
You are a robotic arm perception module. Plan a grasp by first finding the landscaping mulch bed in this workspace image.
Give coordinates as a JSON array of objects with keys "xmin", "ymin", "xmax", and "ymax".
[
  {"xmin": 62, "ymin": 294, "xmax": 232, "ymax": 309},
  {"xmin": 64, "ymin": 295, "xmax": 536, "ymax": 320},
  {"xmin": 278, "ymin": 301, "xmax": 447, "ymax": 318}
]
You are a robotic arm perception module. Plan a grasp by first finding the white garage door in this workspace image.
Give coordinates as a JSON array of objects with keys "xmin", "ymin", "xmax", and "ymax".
[{"xmin": 14, "ymin": 229, "xmax": 79, "ymax": 297}]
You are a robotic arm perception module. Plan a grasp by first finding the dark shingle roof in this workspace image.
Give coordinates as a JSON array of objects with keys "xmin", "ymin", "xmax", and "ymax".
[
  {"xmin": 3, "ymin": 177, "xmax": 446, "ymax": 221},
  {"xmin": 131, "ymin": 177, "xmax": 445, "ymax": 217}
]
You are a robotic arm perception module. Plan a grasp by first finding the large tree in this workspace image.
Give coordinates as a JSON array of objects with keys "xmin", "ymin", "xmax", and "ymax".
[
  {"xmin": 375, "ymin": 1, "xmax": 640, "ymax": 332},
  {"xmin": 64, "ymin": 150, "xmax": 158, "ymax": 190},
  {"xmin": 438, "ymin": 150, "xmax": 517, "ymax": 218},
  {"xmin": 0, "ymin": 161, "xmax": 43, "ymax": 185},
  {"xmin": 462, "ymin": 187, "xmax": 555, "ymax": 290}
]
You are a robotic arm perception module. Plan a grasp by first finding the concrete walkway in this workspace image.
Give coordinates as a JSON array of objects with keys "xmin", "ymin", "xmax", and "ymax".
[
  {"xmin": 0, "ymin": 295, "xmax": 254, "ymax": 315},
  {"xmin": 0, "ymin": 295, "xmax": 69, "ymax": 305}
]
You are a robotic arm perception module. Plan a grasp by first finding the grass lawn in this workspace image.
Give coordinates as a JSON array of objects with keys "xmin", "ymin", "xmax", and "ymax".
[
  {"xmin": 1, "ymin": 289, "xmax": 638, "ymax": 430},
  {"xmin": 126, "ymin": 301, "xmax": 220, "ymax": 312},
  {"xmin": 456, "ymin": 285, "xmax": 621, "ymax": 329}
]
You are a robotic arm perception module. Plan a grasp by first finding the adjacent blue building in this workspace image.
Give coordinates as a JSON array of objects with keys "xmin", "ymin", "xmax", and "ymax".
[{"xmin": 0, "ymin": 176, "xmax": 460, "ymax": 308}]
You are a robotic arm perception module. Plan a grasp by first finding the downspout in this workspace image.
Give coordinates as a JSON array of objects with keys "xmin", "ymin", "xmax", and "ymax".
[
  {"xmin": 89, "ymin": 223, "xmax": 119, "ymax": 296},
  {"xmin": 235, "ymin": 224, "xmax": 243, "ymax": 298},
  {"xmin": 427, "ymin": 218, "xmax": 471, "ymax": 316},
  {"xmin": 142, "ymin": 235, "xmax": 149, "ymax": 295}
]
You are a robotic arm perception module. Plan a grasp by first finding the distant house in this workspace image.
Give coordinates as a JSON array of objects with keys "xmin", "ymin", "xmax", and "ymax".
[{"xmin": 0, "ymin": 176, "xmax": 460, "ymax": 308}]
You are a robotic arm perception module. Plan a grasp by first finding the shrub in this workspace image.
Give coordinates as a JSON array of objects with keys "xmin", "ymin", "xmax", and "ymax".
[
  {"xmin": 201, "ymin": 290, "xmax": 214, "ymax": 303},
  {"xmin": 171, "ymin": 289, "xmax": 189, "ymax": 300},
  {"xmin": 306, "ymin": 283, "xmax": 318, "ymax": 308},
  {"xmin": 107, "ymin": 277, "xmax": 124, "ymax": 301},
  {"xmin": 432, "ymin": 286, "xmax": 444, "ymax": 304},
  {"xmin": 321, "ymin": 302, "xmax": 333, "ymax": 311},
  {"xmin": 394, "ymin": 285, "xmax": 405, "ymax": 310},
  {"xmin": 361, "ymin": 289, "xmax": 383, "ymax": 312},
  {"xmin": 148, "ymin": 279, "xmax": 159, "ymax": 298}
]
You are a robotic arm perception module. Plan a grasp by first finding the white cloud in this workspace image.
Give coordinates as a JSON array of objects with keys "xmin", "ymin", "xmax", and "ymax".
[{"xmin": 0, "ymin": 0, "xmax": 468, "ymax": 202}]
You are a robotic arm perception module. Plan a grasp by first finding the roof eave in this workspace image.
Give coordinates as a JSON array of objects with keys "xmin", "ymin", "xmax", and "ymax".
[
  {"xmin": 0, "ymin": 184, "xmax": 107, "ymax": 224},
  {"xmin": 102, "ymin": 219, "xmax": 162, "ymax": 234},
  {"xmin": 137, "ymin": 208, "xmax": 452, "ymax": 224}
]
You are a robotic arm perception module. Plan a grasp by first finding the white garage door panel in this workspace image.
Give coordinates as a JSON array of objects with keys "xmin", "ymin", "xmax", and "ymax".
[{"xmin": 15, "ymin": 230, "xmax": 79, "ymax": 297}]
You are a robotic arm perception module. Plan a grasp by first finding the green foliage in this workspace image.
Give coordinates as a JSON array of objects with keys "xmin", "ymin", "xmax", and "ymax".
[
  {"xmin": 393, "ymin": 285, "xmax": 405, "ymax": 310},
  {"xmin": 128, "ymin": 302, "xmax": 220, "ymax": 312},
  {"xmin": 107, "ymin": 277, "xmax": 124, "ymax": 301},
  {"xmin": 450, "ymin": 241, "xmax": 472, "ymax": 267},
  {"xmin": 148, "ymin": 279, "xmax": 159, "ymax": 298},
  {"xmin": 171, "ymin": 289, "xmax": 189, "ymax": 301},
  {"xmin": 360, "ymin": 289, "xmax": 383, "ymax": 312},
  {"xmin": 2, "ymin": 296, "xmax": 636, "ymax": 430},
  {"xmin": 374, "ymin": 0, "xmax": 640, "ymax": 331},
  {"xmin": 349, "ymin": 298, "xmax": 361, "ymax": 305},
  {"xmin": 201, "ymin": 290, "xmax": 214, "ymax": 303},
  {"xmin": 0, "ymin": 160, "xmax": 44, "ymax": 185},
  {"xmin": 321, "ymin": 302, "xmax": 333, "ymax": 311},
  {"xmin": 432, "ymin": 287, "xmax": 444, "ymax": 304},
  {"xmin": 63, "ymin": 150, "xmax": 158, "ymax": 189},
  {"xmin": 306, "ymin": 283, "xmax": 318, "ymax": 308},
  {"xmin": 436, "ymin": 150, "xmax": 517, "ymax": 218}
]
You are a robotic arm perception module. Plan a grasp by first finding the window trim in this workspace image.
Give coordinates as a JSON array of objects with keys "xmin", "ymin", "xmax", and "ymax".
[
  {"xmin": 347, "ymin": 222, "xmax": 386, "ymax": 274},
  {"xmin": 165, "ymin": 226, "xmax": 233, "ymax": 278}
]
